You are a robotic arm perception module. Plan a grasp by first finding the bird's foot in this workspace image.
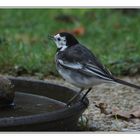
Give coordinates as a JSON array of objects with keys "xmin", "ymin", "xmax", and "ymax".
[
  {"xmin": 66, "ymin": 99, "xmax": 88, "ymax": 108},
  {"xmin": 66, "ymin": 101, "xmax": 73, "ymax": 107}
]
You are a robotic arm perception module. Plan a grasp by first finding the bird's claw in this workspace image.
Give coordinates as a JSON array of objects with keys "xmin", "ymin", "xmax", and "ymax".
[{"xmin": 66, "ymin": 102, "xmax": 72, "ymax": 107}]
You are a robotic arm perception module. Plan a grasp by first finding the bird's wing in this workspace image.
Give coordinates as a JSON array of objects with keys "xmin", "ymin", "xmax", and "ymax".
[
  {"xmin": 59, "ymin": 44, "xmax": 113, "ymax": 78},
  {"xmin": 58, "ymin": 59, "xmax": 113, "ymax": 81}
]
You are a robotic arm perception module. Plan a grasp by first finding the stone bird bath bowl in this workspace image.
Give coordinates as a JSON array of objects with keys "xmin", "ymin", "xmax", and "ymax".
[{"xmin": 0, "ymin": 77, "xmax": 89, "ymax": 131}]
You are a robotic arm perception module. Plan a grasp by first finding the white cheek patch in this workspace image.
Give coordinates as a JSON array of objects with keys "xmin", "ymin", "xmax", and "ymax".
[{"xmin": 54, "ymin": 34, "xmax": 67, "ymax": 51}]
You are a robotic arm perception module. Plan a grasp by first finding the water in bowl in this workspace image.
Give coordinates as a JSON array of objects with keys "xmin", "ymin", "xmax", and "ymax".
[{"xmin": 0, "ymin": 92, "xmax": 66, "ymax": 118}]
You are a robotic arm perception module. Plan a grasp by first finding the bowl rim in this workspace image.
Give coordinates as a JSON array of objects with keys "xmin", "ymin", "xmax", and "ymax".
[{"xmin": 0, "ymin": 77, "xmax": 89, "ymax": 128}]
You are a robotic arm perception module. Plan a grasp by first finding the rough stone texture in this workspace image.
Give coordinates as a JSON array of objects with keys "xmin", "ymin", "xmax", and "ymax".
[{"xmin": 0, "ymin": 76, "xmax": 15, "ymax": 107}]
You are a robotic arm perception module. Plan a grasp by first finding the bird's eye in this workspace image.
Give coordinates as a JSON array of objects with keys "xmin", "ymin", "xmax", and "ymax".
[{"xmin": 57, "ymin": 38, "xmax": 61, "ymax": 41}]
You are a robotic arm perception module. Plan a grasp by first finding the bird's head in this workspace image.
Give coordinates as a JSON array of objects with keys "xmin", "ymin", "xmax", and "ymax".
[{"xmin": 48, "ymin": 32, "xmax": 79, "ymax": 51}]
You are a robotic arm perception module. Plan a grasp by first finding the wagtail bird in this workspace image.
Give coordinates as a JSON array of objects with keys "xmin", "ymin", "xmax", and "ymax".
[{"xmin": 49, "ymin": 32, "xmax": 140, "ymax": 106}]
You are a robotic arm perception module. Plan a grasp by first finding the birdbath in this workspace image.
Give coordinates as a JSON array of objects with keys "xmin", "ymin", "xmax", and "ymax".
[{"xmin": 0, "ymin": 77, "xmax": 89, "ymax": 131}]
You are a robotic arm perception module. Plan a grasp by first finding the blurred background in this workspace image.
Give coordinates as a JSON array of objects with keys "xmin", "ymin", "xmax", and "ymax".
[{"xmin": 0, "ymin": 9, "xmax": 140, "ymax": 79}]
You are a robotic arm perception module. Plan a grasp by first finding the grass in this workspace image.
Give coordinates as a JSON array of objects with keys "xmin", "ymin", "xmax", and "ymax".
[{"xmin": 0, "ymin": 9, "xmax": 140, "ymax": 78}]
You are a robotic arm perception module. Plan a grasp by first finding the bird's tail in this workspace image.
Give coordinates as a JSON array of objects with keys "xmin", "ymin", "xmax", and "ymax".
[{"xmin": 113, "ymin": 77, "xmax": 140, "ymax": 90}]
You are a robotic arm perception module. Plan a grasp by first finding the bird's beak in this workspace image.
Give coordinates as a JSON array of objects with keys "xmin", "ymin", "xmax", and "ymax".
[{"xmin": 48, "ymin": 35, "xmax": 55, "ymax": 40}]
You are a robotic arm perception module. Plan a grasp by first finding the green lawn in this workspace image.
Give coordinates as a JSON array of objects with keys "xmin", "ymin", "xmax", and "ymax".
[{"xmin": 0, "ymin": 9, "xmax": 140, "ymax": 78}]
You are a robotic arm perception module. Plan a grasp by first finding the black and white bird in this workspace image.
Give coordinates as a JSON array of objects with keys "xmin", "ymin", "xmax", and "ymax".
[{"xmin": 49, "ymin": 32, "xmax": 140, "ymax": 106}]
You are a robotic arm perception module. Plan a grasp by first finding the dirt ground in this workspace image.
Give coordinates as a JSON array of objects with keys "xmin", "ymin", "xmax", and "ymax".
[{"xmin": 47, "ymin": 76, "xmax": 140, "ymax": 132}]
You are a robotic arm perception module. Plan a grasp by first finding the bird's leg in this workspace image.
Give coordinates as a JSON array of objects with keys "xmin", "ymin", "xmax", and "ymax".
[
  {"xmin": 66, "ymin": 88, "xmax": 84, "ymax": 106},
  {"xmin": 81, "ymin": 88, "xmax": 92, "ymax": 102}
]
